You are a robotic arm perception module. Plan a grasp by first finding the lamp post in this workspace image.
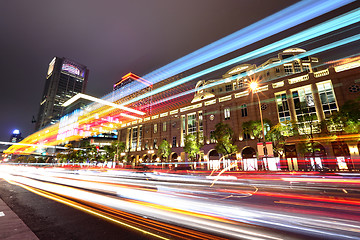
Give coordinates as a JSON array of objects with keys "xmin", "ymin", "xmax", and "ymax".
[
  {"xmin": 249, "ymin": 82, "xmax": 265, "ymax": 141},
  {"xmin": 250, "ymin": 82, "xmax": 267, "ymax": 170}
]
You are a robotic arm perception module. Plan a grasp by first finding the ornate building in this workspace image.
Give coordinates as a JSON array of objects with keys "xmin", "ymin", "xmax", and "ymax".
[{"xmin": 116, "ymin": 49, "xmax": 360, "ymax": 171}]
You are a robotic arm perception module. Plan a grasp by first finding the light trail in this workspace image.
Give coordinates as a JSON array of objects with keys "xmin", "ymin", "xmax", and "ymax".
[
  {"xmin": 1, "ymin": 166, "xmax": 360, "ymax": 239},
  {"xmin": 104, "ymin": 0, "xmax": 355, "ymax": 103},
  {"xmin": 62, "ymin": 93, "xmax": 145, "ymax": 116},
  {"xmin": 126, "ymin": 8, "xmax": 360, "ymax": 105},
  {"xmin": 6, "ymin": 180, "xmax": 172, "ymax": 240},
  {"xmin": 0, "ymin": 141, "xmax": 68, "ymax": 149},
  {"xmin": 5, "ymin": 2, "xmax": 360, "ymax": 154}
]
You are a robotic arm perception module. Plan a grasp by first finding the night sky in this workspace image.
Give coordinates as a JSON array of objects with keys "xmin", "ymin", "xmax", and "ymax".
[{"xmin": 4, "ymin": 0, "xmax": 339, "ymax": 141}]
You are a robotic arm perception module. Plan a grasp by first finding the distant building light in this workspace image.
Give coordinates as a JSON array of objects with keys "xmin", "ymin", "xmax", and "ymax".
[{"xmin": 12, "ymin": 129, "xmax": 20, "ymax": 135}]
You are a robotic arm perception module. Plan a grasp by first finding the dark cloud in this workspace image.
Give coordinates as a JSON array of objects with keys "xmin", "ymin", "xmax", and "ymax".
[{"xmin": 0, "ymin": 0, "xmax": 299, "ymax": 140}]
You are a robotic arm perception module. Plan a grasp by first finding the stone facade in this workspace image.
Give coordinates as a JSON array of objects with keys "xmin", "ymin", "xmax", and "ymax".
[{"xmin": 117, "ymin": 49, "xmax": 360, "ymax": 171}]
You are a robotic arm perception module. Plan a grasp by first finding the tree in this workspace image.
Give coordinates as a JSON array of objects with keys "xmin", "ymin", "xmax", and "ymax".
[
  {"xmin": 266, "ymin": 121, "xmax": 298, "ymax": 158},
  {"xmin": 294, "ymin": 106, "xmax": 322, "ymax": 160},
  {"xmin": 158, "ymin": 140, "xmax": 171, "ymax": 162},
  {"xmin": 27, "ymin": 156, "xmax": 37, "ymax": 163},
  {"xmin": 89, "ymin": 145, "xmax": 100, "ymax": 162},
  {"xmin": 329, "ymin": 97, "xmax": 360, "ymax": 134},
  {"xmin": 184, "ymin": 133, "xmax": 203, "ymax": 161},
  {"xmin": 116, "ymin": 141, "xmax": 126, "ymax": 162},
  {"xmin": 64, "ymin": 143, "xmax": 77, "ymax": 162},
  {"xmin": 56, "ymin": 152, "xmax": 66, "ymax": 163},
  {"xmin": 103, "ymin": 141, "xmax": 126, "ymax": 162},
  {"xmin": 16, "ymin": 156, "xmax": 27, "ymax": 163},
  {"xmin": 211, "ymin": 122, "xmax": 237, "ymax": 159},
  {"xmin": 242, "ymin": 119, "xmax": 271, "ymax": 142}
]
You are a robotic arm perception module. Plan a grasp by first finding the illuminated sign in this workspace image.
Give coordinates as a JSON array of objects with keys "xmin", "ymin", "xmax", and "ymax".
[
  {"xmin": 62, "ymin": 64, "xmax": 81, "ymax": 76},
  {"xmin": 57, "ymin": 110, "xmax": 83, "ymax": 140},
  {"xmin": 47, "ymin": 57, "xmax": 56, "ymax": 76},
  {"xmin": 61, "ymin": 59, "xmax": 86, "ymax": 77}
]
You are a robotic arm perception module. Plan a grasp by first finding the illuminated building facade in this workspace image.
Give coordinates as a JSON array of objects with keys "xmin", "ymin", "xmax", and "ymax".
[
  {"xmin": 117, "ymin": 49, "xmax": 360, "ymax": 171},
  {"xmin": 35, "ymin": 57, "xmax": 89, "ymax": 131}
]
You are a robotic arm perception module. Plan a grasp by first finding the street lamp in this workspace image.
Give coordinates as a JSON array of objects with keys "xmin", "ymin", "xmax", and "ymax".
[
  {"xmin": 250, "ymin": 81, "xmax": 269, "ymax": 171},
  {"xmin": 249, "ymin": 82, "xmax": 265, "ymax": 141}
]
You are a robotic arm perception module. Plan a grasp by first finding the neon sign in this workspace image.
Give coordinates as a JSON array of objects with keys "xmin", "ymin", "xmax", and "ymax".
[
  {"xmin": 62, "ymin": 64, "xmax": 81, "ymax": 76},
  {"xmin": 57, "ymin": 110, "xmax": 83, "ymax": 140}
]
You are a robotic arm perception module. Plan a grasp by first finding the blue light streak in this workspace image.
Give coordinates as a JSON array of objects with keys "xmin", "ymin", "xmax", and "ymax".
[
  {"xmin": 151, "ymin": 33, "xmax": 360, "ymax": 106},
  {"xmin": 141, "ymin": 0, "xmax": 354, "ymax": 85},
  {"xmin": 126, "ymin": 7, "xmax": 360, "ymax": 105},
  {"xmin": 88, "ymin": 0, "xmax": 353, "ymax": 111}
]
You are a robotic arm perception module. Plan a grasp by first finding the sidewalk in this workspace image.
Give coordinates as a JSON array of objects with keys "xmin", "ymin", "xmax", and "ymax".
[{"xmin": 0, "ymin": 198, "xmax": 38, "ymax": 240}]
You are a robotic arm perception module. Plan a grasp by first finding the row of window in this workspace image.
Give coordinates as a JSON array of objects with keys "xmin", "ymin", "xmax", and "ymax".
[
  {"xmin": 124, "ymin": 81, "xmax": 338, "ymax": 151},
  {"xmin": 275, "ymin": 81, "xmax": 338, "ymax": 123},
  {"xmin": 212, "ymin": 62, "xmax": 311, "ymax": 94},
  {"xmin": 223, "ymin": 104, "xmax": 248, "ymax": 121}
]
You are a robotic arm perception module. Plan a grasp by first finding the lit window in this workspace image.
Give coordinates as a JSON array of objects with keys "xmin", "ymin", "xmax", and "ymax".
[
  {"xmin": 187, "ymin": 113, "xmax": 196, "ymax": 135},
  {"xmin": 154, "ymin": 124, "xmax": 157, "ymax": 133},
  {"xmin": 138, "ymin": 126, "xmax": 142, "ymax": 149},
  {"xmin": 224, "ymin": 108, "xmax": 230, "ymax": 120},
  {"xmin": 163, "ymin": 122, "xmax": 167, "ymax": 132},
  {"xmin": 241, "ymin": 104, "xmax": 247, "ymax": 117},
  {"xmin": 127, "ymin": 128, "xmax": 131, "ymax": 150},
  {"xmin": 131, "ymin": 127, "xmax": 138, "ymax": 151},
  {"xmin": 284, "ymin": 65, "xmax": 293, "ymax": 75},
  {"xmin": 238, "ymin": 79, "xmax": 244, "ymax": 88},
  {"xmin": 172, "ymin": 136, "xmax": 176, "ymax": 147},
  {"xmin": 292, "ymin": 86, "xmax": 317, "ymax": 122},
  {"xmin": 198, "ymin": 111, "xmax": 203, "ymax": 132},
  {"xmin": 153, "ymin": 139, "xmax": 157, "ymax": 149},
  {"xmin": 243, "ymin": 132, "xmax": 251, "ymax": 140},
  {"xmin": 293, "ymin": 61, "xmax": 301, "ymax": 73},
  {"xmin": 181, "ymin": 115, "xmax": 185, "ymax": 147},
  {"xmin": 317, "ymin": 81, "xmax": 338, "ymax": 117},
  {"xmin": 302, "ymin": 64, "xmax": 310, "ymax": 72},
  {"xmin": 225, "ymin": 84, "xmax": 232, "ymax": 92},
  {"xmin": 275, "ymin": 93, "xmax": 291, "ymax": 122}
]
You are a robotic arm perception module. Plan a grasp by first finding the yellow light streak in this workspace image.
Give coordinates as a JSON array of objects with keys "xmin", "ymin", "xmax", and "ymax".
[
  {"xmin": 62, "ymin": 93, "xmax": 145, "ymax": 115},
  {"xmin": 5, "ymin": 179, "xmax": 169, "ymax": 240}
]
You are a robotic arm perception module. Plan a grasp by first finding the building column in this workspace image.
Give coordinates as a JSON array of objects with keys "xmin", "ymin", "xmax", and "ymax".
[
  {"xmin": 311, "ymin": 83, "xmax": 325, "ymax": 121},
  {"xmin": 286, "ymin": 89, "xmax": 297, "ymax": 121},
  {"xmin": 348, "ymin": 141, "xmax": 359, "ymax": 170}
]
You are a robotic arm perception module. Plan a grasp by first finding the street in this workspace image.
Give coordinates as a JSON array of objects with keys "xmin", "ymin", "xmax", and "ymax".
[
  {"xmin": 1, "ymin": 165, "xmax": 360, "ymax": 239},
  {"xmin": 0, "ymin": 177, "xmax": 153, "ymax": 240}
]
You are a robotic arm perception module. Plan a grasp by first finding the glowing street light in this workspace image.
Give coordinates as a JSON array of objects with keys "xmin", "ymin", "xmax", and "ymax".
[
  {"xmin": 249, "ymin": 81, "xmax": 258, "ymax": 91},
  {"xmin": 249, "ymin": 81, "xmax": 265, "ymax": 141},
  {"xmin": 249, "ymin": 81, "xmax": 267, "ymax": 169}
]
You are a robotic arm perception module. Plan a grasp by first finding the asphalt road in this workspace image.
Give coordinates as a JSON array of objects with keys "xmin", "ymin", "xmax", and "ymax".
[
  {"xmin": 0, "ymin": 179, "xmax": 154, "ymax": 240},
  {"xmin": 1, "ymin": 166, "xmax": 360, "ymax": 240}
]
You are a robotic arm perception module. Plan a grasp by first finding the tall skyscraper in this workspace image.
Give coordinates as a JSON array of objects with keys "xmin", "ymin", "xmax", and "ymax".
[
  {"xmin": 35, "ymin": 57, "xmax": 89, "ymax": 131},
  {"xmin": 10, "ymin": 129, "xmax": 23, "ymax": 143}
]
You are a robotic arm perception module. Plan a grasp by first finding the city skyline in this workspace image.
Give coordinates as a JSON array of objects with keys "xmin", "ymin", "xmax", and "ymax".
[
  {"xmin": 0, "ymin": 0, "xmax": 302, "ymax": 140},
  {"xmin": 1, "ymin": 1, "xmax": 360, "ymax": 239}
]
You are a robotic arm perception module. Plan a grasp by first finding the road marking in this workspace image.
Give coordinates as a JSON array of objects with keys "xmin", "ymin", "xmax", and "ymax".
[{"xmin": 0, "ymin": 211, "xmax": 5, "ymax": 217}]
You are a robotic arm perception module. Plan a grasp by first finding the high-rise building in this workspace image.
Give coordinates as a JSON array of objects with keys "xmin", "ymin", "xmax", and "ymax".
[
  {"xmin": 10, "ymin": 129, "xmax": 23, "ymax": 143},
  {"xmin": 35, "ymin": 57, "xmax": 89, "ymax": 131}
]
